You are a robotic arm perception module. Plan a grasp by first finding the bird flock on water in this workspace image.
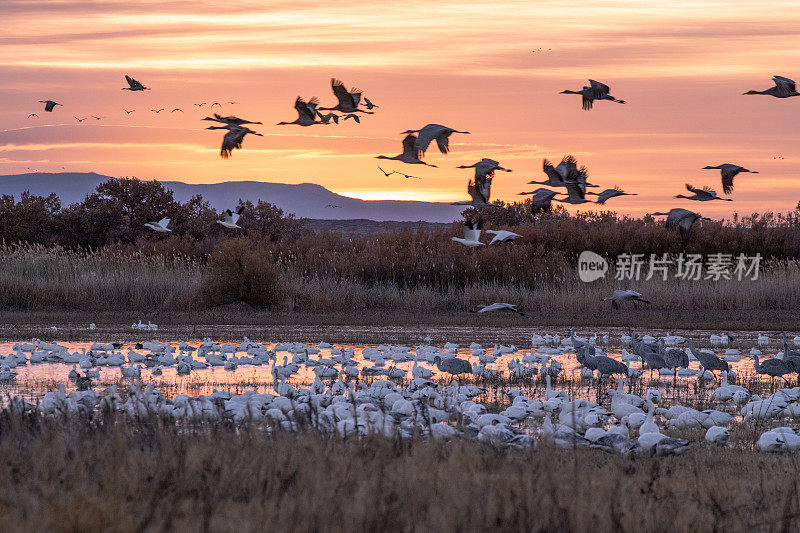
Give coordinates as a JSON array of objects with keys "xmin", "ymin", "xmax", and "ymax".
[{"xmin": 5, "ymin": 327, "xmax": 800, "ymax": 454}]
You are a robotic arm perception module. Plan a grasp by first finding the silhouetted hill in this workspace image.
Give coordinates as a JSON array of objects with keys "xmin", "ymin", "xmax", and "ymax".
[{"xmin": 0, "ymin": 172, "xmax": 466, "ymax": 223}]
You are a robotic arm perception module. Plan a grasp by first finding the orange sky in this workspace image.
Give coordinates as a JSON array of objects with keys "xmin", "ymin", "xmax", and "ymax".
[{"xmin": 2, "ymin": 0, "xmax": 800, "ymax": 218}]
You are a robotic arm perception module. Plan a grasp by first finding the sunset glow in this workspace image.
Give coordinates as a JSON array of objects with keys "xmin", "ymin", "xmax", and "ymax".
[{"xmin": 3, "ymin": 0, "xmax": 800, "ymax": 217}]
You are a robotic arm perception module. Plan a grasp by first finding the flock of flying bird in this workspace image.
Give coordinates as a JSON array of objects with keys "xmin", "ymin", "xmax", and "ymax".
[{"xmin": 27, "ymin": 73, "xmax": 797, "ymax": 244}]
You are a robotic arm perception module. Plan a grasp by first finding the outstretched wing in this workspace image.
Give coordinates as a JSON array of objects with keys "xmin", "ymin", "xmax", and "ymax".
[
  {"xmin": 773, "ymin": 75, "xmax": 797, "ymax": 95},
  {"xmin": 720, "ymin": 167, "xmax": 738, "ymax": 194},
  {"xmin": 331, "ymin": 78, "xmax": 356, "ymax": 109},
  {"xmin": 401, "ymin": 134, "xmax": 419, "ymax": 158},
  {"xmin": 158, "ymin": 217, "xmax": 170, "ymax": 228},
  {"xmin": 589, "ymin": 79, "xmax": 611, "ymax": 97}
]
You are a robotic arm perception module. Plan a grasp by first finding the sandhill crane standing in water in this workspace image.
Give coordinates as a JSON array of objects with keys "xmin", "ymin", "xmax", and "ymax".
[
  {"xmin": 217, "ymin": 207, "xmax": 243, "ymax": 229},
  {"xmin": 376, "ymin": 135, "xmax": 436, "ymax": 167},
  {"xmin": 561, "ymin": 79, "xmax": 625, "ymax": 110},
  {"xmin": 39, "ymin": 100, "xmax": 61, "ymax": 112},
  {"xmin": 753, "ymin": 354, "xmax": 793, "ymax": 386},
  {"xmin": 474, "ymin": 302, "xmax": 525, "ymax": 316},
  {"xmin": 122, "ymin": 75, "xmax": 149, "ymax": 91},
  {"xmin": 277, "ymin": 97, "xmax": 327, "ymax": 126},
  {"xmin": 702, "ymin": 164, "xmax": 758, "ymax": 194},
  {"xmin": 145, "ymin": 218, "xmax": 171, "ymax": 233},
  {"xmin": 204, "ymin": 113, "xmax": 262, "ymax": 126},
  {"xmin": 400, "ymin": 124, "xmax": 470, "ymax": 155},
  {"xmin": 587, "ymin": 187, "xmax": 637, "ymax": 204},
  {"xmin": 744, "ymin": 76, "xmax": 800, "ymax": 98},
  {"xmin": 206, "ymin": 124, "xmax": 262, "ymax": 159},
  {"xmin": 649, "ymin": 208, "xmax": 709, "ymax": 239},
  {"xmin": 451, "ymin": 219, "xmax": 484, "ymax": 247},
  {"xmin": 675, "ymin": 184, "xmax": 732, "ymax": 202},
  {"xmin": 318, "ymin": 79, "xmax": 373, "ymax": 114},
  {"xmin": 603, "ymin": 290, "xmax": 650, "ymax": 310}
]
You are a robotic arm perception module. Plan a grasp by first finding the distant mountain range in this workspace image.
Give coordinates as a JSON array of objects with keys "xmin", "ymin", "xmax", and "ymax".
[{"xmin": 0, "ymin": 172, "xmax": 466, "ymax": 223}]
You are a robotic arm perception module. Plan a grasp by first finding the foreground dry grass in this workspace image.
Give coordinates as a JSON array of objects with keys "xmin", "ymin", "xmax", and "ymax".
[{"xmin": 1, "ymin": 413, "xmax": 799, "ymax": 533}]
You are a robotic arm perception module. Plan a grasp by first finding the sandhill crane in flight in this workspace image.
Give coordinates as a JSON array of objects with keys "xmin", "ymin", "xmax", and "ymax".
[
  {"xmin": 73, "ymin": 116, "xmax": 86, "ymax": 122},
  {"xmin": 145, "ymin": 217, "xmax": 171, "ymax": 233},
  {"xmin": 560, "ymin": 79, "xmax": 625, "ymax": 110},
  {"xmin": 362, "ymin": 97, "xmax": 379, "ymax": 110},
  {"xmin": 485, "ymin": 230, "xmax": 522, "ymax": 245},
  {"xmin": 343, "ymin": 113, "xmax": 361, "ymax": 123},
  {"xmin": 527, "ymin": 156, "xmax": 597, "ymax": 188},
  {"xmin": 603, "ymin": 290, "xmax": 650, "ymax": 310},
  {"xmin": 206, "ymin": 124, "xmax": 262, "ymax": 159},
  {"xmin": 376, "ymin": 135, "xmax": 436, "ymax": 166},
  {"xmin": 702, "ymin": 164, "xmax": 757, "ymax": 194},
  {"xmin": 194, "ymin": 102, "xmax": 207, "ymax": 107},
  {"xmin": 451, "ymin": 219, "xmax": 484, "ymax": 247},
  {"xmin": 122, "ymin": 75, "xmax": 149, "ymax": 91},
  {"xmin": 319, "ymin": 112, "xmax": 339, "ymax": 124},
  {"xmin": 587, "ymin": 187, "xmax": 637, "ymax": 204},
  {"xmin": 277, "ymin": 97, "xmax": 327, "ymax": 126},
  {"xmin": 377, "ymin": 165, "xmax": 396, "ymax": 177},
  {"xmin": 553, "ymin": 166, "xmax": 592, "ymax": 205},
  {"xmin": 217, "ymin": 207, "xmax": 243, "ymax": 229},
  {"xmin": 210, "ymin": 102, "xmax": 222, "ymax": 108},
  {"xmin": 649, "ymin": 208, "xmax": 710, "ymax": 239},
  {"xmin": 27, "ymin": 113, "xmax": 38, "ymax": 118},
  {"xmin": 39, "ymin": 100, "xmax": 61, "ymax": 112},
  {"xmin": 400, "ymin": 124, "xmax": 470, "ymax": 155},
  {"xmin": 675, "ymin": 184, "xmax": 732, "ymax": 202},
  {"xmin": 90, "ymin": 115, "xmax": 104, "ymax": 120},
  {"xmin": 475, "ymin": 302, "xmax": 525, "ymax": 316},
  {"xmin": 457, "ymin": 158, "xmax": 512, "ymax": 179},
  {"xmin": 123, "ymin": 109, "xmax": 135, "ymax": 114},
  {"xmin": 204, "ymin": 113, "xmax": 262, "ymax": 126},
  {"xmin": 318, "ymin": 79, "xmax": 373, "ymax": 114},
  {"xmin": 151, "ymin": 108, "xmax": 165, "ymax": 114},
  {"xmin": 395, "ymin": 171, "xmax": 420, "ymax": 180},
  {"xmin": 171, "ymin": 108, "xmax": 183, "ymax": 113},
  {"xmin": 519, "ymin": 188, "xmax": 560, "ymax": 213},
  {"xmin": 452, "ymin": 173, "xmax": 497, "ymax": 208},
  {"xmin": 744, "ymin": 76, "xmax": 800, "ymax": 98}
]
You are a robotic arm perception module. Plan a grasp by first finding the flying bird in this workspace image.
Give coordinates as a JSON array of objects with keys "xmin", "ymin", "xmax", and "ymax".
[
  {"xmin": 194, "ymin": 102, "xmax": 207, "ymax": 107},
  {"xmin": 553, "ymin": 165, "xmax": 592, "ymax": 205},
  {"xmin": 376, "ymin": 135, "xmax": 436, "ymax": 167},
  {"xmin": 485, "ymin": 230, "xmax": 522, "ymax": 245},
  {"xmin": 39, "ymin": 100, "xmax": 61, "ymax": 112},
  {"xmin": 452, "ymin": 174, "xmax": 496, "ymax": 208},
  {"xmin": 527, "ymin": 156, "xmax": 586, "ymax": 187},
  {"xmin": 27, "ymin": 113, "xmax": 38, "ymax": 118},
  {"xmin": 151, "ymin": 108, "xmax": 165, "ymax": 114},
  {"xmin": 73, "ymin": 116, "xmax": 86, "ymax": 122},
  {"xmin": 744, "ymin": 76, "xmax": 800, "ymax": 98},
  {"xmin": 675, "ymin": 184, "xmax": 731, "ymax": 202},
  {"xmin": 204, "ymin": 113, "xmax": 262, "ymax": 126},
  {"xmin": 277, "ymin": 97, "xmax": 326, "ymax": 126},
  {"xmin": 217, "ymin": 207, "xmax": 243, "ymax": 229},
  {"xmin": 206, "ymin": 125, "xmax": 262, "ymax": 159},
  {"xmin": 650, "ymin": 208, "xmax": 710, "ymax": 239},
  {"xmin": 519, "ymin": 188, "xmax": 560, "ymax": 213},
  {"xmin": 401, "ymin": 124, "xmax": 470, "ymax": 155},
  {"xmin": 90, "ymin": 115, "xmax": 104, "ymax": 120},
  {"xmin": 144, "ymin": 217, "xmax": 171, "ymax": 233},
  {"xmin": 377, "ymin": 166, "xmax": 396, "ymax": 177},
  {"xmin": 122, "ymin": 75, "xmax": 149, "ymax": 91},
  {"xmin": 395, "ymin": 171, "xmax": 420, "ymax": 180},
  {"xmin": 318, "ymin": 112, "xmax": 339, "ymax": 124},
  {"xmin": 702, "ymin": 164, "xmax": 757, "ymax": 195},
  {"xmin": 171, "ymin": 108, "xmax": 183, "ymax": 113},
  {"xmin": 326, "ymin": 204, "xmax": 341, "ymax": 209},
  {"xmin": 362, "ymin": 97, "xmax": 379, "ymax": 110},
  {"xmin": 475, "ymin": 302, "xmax": 525, "ymax": 316},
  {"xmin": 587, "ymin": 186, "xmax": 637, "ymax": 204},
  {"xmin": 210, "ymin": 102, "xmax": 222, "ymax": 108},
  {"xmin": 561, "ymin": 79, "xmax": 625, "ymax": 110},
  {"xmin": 318, "ymin": 78, "xmax": 373, "ymax": 114},
  {"xmin": 603, "ymin": 290, "xmax": 650, "ymax": 310},
  {"xmin": 343, "ymin": 113, "xmax": 361, "ymax": 123},
  {"xmin": 123, "ymin": 109, "xmax": 135, "ymax": 114},
  {"xmin": 457, "ymin": 158, "xmax": 512, "ymax": 179},
  {"xmin": 451, "ymin": 219, "xmax": 484, "ymax": 247}
]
